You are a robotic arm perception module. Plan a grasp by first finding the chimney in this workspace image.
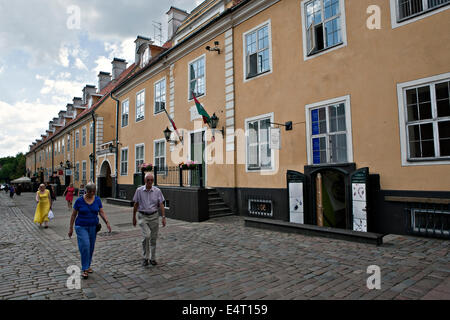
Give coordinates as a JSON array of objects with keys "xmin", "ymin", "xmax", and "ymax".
[
  {"xmin": 111, "ymin": 58, "xmax": 127, "ymax": 80},
  {"xmin": 98, "ymin": 72, "xmax": 112, "ymax": 92},
  {"xmin": 166, "ymin": 7, "xmax": 189, "ymax": 40},
  {"xmin": 66, "ymin": 103, "xmax": 75, "ymax": 118},
  {"xmin": 81, "ymin": 86, "xmax": 96, "ymax": 105}
]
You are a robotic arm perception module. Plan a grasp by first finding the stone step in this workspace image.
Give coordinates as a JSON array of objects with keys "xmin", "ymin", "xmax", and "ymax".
[
  {"xmin": 209, "ymin": 207, "xmax": 233, "ymax": 215},
  {"xmin": 208, "ymin": 202, "xmax": 228, "ymax": 208},
  {"xmin": 208, "ymin": 212, "xmax": 236, "ymax": 219}
]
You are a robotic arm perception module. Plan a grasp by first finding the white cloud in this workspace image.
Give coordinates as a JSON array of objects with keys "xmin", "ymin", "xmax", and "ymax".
[
  {"xmin": 0, "ymin": 65, "xmax": 4, "ymax": 74},
  {"xmin": 0, "ymin": 99, "xmax": 61, "ymax": 157},
  {"xmin": 75, "ymin": 58, "xmax": 87, "ymax": 70},
  {"xmin": 36, "ymin": 74, "xmax": 84, "ymax": 104},
  {"xmin": 59, "ymin": 46, "xmax": 70, "ymax": 67},
  {"xmin": 94, "ymin": 56, "xmax": 111, "ymax": 75}
]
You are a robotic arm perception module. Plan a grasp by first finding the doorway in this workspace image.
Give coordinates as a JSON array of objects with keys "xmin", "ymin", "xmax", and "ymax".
[
  {"xmin": 314, "ymin": 169, "xmax": 348, "ymax": 229},
  {"xmin": 190, "ymin": 130, "xmax": 206, "ymax": 187},
  {"xmin": 98, "ymin": 161, "xmax": 112, "ymax": 198}
]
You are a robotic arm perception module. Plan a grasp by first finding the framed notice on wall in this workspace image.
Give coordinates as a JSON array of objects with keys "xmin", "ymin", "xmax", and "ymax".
[{"xmin": 269, "ymin": 127, "xmax": 281, "ymax": 150}]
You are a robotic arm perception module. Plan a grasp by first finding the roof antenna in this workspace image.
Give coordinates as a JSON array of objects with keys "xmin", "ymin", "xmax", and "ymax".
[{"xmin": 152, "ymin": 21, "xmax": 162, "ymax": 46}]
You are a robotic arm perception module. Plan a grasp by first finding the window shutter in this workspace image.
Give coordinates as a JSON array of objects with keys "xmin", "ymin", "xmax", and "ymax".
[
  {"xmin": 307, "ymin": 24, "xmax": 316, "ymax": 55},
  {"xmin": 248, "ymin": 53, "xmax": 258, "ymax": 78}
]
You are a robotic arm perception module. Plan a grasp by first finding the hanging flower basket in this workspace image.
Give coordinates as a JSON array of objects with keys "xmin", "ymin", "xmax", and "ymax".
[
  {"xmin": 179, "ymin": 160, "xmax": 199, "ymax": 170},
  {"xmin": 140, "ymin": 163, "xmax": 153, "ymax": 172}
]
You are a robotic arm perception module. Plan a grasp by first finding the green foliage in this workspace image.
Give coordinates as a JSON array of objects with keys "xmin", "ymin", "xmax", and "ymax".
[{"xmin": 0, "ymin": 153, "xmax": 26, "ymax": 182}]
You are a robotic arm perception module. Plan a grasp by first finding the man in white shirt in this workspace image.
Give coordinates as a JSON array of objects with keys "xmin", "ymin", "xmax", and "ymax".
[{"xmin": 132, "ymin": 173, "xmax": 166, "ymax": 266}]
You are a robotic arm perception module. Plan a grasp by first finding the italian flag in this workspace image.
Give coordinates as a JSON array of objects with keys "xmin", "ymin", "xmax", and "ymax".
[{"xmin": 192, "ymin": 91, "xmax": 211, "ymax": 124}]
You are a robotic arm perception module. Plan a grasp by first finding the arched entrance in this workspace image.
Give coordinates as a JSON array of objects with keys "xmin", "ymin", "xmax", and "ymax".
[{"xmin": 98, "ymin": 161, "xmax": 112, "ymax": 198}]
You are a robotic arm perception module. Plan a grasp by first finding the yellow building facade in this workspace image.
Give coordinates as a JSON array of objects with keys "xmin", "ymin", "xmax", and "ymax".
[{"xmin": 26, "ymin": 0, "xmax": 450, "ymax": 237}]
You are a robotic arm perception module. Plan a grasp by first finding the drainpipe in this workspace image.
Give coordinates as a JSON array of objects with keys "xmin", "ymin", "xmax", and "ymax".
[
  {"xmin": 91, "ymin": 112, "xmax": 96, "ymax": 184},
  {"xmin": 110, "ymin": 92, "xmax": 120, "ymax": 198}
]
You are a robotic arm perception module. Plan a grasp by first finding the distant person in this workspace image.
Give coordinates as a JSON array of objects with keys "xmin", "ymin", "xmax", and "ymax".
[
  {"xmin": 132, "ymin": 172, "xmax": 166, "ymax": 267},
  {"xmin": 63, "ymin": 183, "xmax": 75, "ymax": 210},
  {"xmin": 68, "ymin": 182, "xmax": 111, "ymax": 279},
  {"xmin": 5, "ymin": 184, "xmax": 9, "ymax": 194},
  {"xmin": 50, "ymin": 185, "xmax": 57, "ymax": 201},
  {"xmin": 34, "ymin": 184, "xmax": 52, "ymax": 229},
  {"xmin": 9, "ymin": 185, "xmax": 15, "ymax": 198},
  {"xmin": 78, "ymin": 184, "xmax": 86, "ymax": 198},
  {"xmin": 16, "ymin": 184, "xmax": 22, "ymax": 196}
]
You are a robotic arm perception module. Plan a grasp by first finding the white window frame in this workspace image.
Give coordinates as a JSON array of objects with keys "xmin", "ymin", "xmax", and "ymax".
[
  {"xmin": 300, "ymin": 0, "xmax": 347, "ymax": 61},
  {"xmin": 390, "ymin": 0, "xmax": 450, "ymax": 29},
  {"xmin": 154, "ymin": 139, "xmax": 166, "ymax": 175},
  {"xmin": 188, "ymin": 54, "xmax": 206, "ymax": 101},
  {"xmin": 136, "ymin": 90, "xmax": 145, "ymax": 122},
  {"xmin": 135, "ymin": 143, "xmax": 145, "ymax": 173},
  {"xmin": 122, "ymin": 99, "xmax": 129, "ymax": 127},
  {"xmin": 67, "ymin": 135, "xmax": 71, "ymax": 152},
  {"xmin": 89, "ymin": 122, "xmax": 94, "ymax": 144},
  {"xmin": 141, "ymin": 47, "xmax": 151, "ymax": 68},
  {"xmin": 242, "ymin": 19, "xmax": 273, "ymax": 82},
  {"xmin": 82, "ymin": 126, "xmax": 87, "ymax": 147},
  {"xmin": 75, "ymin": 162, "xmax": 80, "ymax": 181},
  {"xmin": 82, "ymin": 160, "xmax": 87, "ymax": 182},
  {"xmin": 75, "ymin": 130, "xmax": 79, "ymax": 149},
  {"xmin": 397, "ymin": 72, "xmax": 450, "ymax": 166},
  {"xmin": 245, "ymin": 112, "xmax": 275, "ymax": 172},
  {"xmin": 305, "ymin": 95, "xmax": 353, "ymax": 165},
  {"xmin": 62, "ymin": 139, "xmax": 65, "ymax": 155},
  {"xmin": 120, "ymin": 147, "xmax": 129, "ymax": 176},
  {"xmin": 154, "ymin": 77, "xmax": 166, "ymax": 115}
]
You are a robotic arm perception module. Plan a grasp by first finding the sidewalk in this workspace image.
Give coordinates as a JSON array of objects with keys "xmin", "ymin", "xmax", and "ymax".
[{"xmin": 0, "ymin": 192, "xmax": 449, "ymax": 300}]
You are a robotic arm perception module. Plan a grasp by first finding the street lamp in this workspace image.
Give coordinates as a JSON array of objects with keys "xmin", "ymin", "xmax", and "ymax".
[
  {"xmin": 209, "ymin": 113, "xmax": 224, "ymax": 136},
  {"xmin": 163, "ymin": 127, "xmax": 181, "ymax": 145}
]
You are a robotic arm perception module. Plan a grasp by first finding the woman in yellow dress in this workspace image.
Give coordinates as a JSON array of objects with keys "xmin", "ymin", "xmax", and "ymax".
[{"xmin": 34, "ymin": 184, "xmax": 52, "ymax": 228}]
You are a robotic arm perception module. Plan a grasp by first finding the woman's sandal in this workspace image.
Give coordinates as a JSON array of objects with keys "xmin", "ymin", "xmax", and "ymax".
[
  {"xmin": 82, "ymin": 271, "xmax": 89, "ymax": 279},
  {"xmin": 86, "ymin": 268, "xmax": 93, "ymax": 273}
]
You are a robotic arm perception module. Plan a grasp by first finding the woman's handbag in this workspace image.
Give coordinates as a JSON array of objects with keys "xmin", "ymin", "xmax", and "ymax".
[
  {"xmin": 96, "ymin": 223, "xmax": 102, "ymax": 233},
  {"xmin": 48, "ymin": 210, "xmax": 54, "ymax": 220}
]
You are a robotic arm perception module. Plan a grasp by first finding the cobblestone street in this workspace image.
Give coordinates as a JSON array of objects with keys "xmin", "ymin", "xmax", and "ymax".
[{"xmin": 0, "ymin": 192, "xmax": 449, "ymax": 300}]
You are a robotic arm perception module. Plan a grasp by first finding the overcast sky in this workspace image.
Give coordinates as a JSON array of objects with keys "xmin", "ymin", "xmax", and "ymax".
[{"xmin": 0, "ymin": 0, "xmax": 201, "ymax": 158}]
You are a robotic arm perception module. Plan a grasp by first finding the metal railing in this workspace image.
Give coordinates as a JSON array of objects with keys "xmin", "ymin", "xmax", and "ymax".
[
  {"xmin": 137, "ymin": 164, "xmax": 204, "ymax": 188},
  {"xmin": 405, "ymin": 202, "xmax": 450, "ymax": 239},
  {"xmin": 246, "ymin": 193, "xmax": 274, "ymax": 218}
]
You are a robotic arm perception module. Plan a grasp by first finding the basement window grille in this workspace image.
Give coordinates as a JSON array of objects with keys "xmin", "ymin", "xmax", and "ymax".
[
  {"xmin": 248, "ymin": 199, "xmax": 273, "ymax": 217},
  {"xmin": 410, "ymin": 208, "xmax": 450, "ymax": 236}
]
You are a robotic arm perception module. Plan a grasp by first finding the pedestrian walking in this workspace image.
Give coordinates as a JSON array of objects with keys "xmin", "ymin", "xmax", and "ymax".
[
  {"xmin": 9, "ymin": 185, "xmax": 15, "ymax": 198},
  {"xmin": 46, "ymin": 183, "xmax": 56, "ymax": 202},
  {"xmin": 68, "ymin": 182, "xmax": 111, "ymax": 279},
  {"xmin": 63, "ymin": 183, "xmax": 75, "ymax": 210},
  {"xmin": 34, "ymin": 184, "xmax": 52, "ymax": 228},
  {"xmin": 132, "ymin": 172, "xmax": 166, "ymax": 267},
  {"xmin": 78, "ymin": 183, "xmax": 86, "ymax": 198}
]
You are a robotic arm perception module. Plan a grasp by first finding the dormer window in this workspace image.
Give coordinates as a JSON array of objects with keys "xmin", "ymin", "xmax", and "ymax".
[{"xmin": 141, "ymin": 47, "xmax": 151, "ymax": 68}]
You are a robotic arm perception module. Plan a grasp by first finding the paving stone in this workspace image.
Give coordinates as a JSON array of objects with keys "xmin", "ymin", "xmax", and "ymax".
[{"xmin": 1, "ymin": 193, "xmax": 449, "ymax": 300}]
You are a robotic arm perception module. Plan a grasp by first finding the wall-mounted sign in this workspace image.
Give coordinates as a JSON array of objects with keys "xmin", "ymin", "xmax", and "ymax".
[
  {"xmin": 65, "ymin": 170, "xmax": 72, "ymax": 176},
  {"xmin": 269, "ymin": 127, "xmax": 281, "ymax": 150}
]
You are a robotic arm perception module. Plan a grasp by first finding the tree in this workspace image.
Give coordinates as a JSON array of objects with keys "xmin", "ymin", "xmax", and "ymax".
[{"xmin": 0, "ymin": 153, "xmax": 26, "ymax": 182}]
